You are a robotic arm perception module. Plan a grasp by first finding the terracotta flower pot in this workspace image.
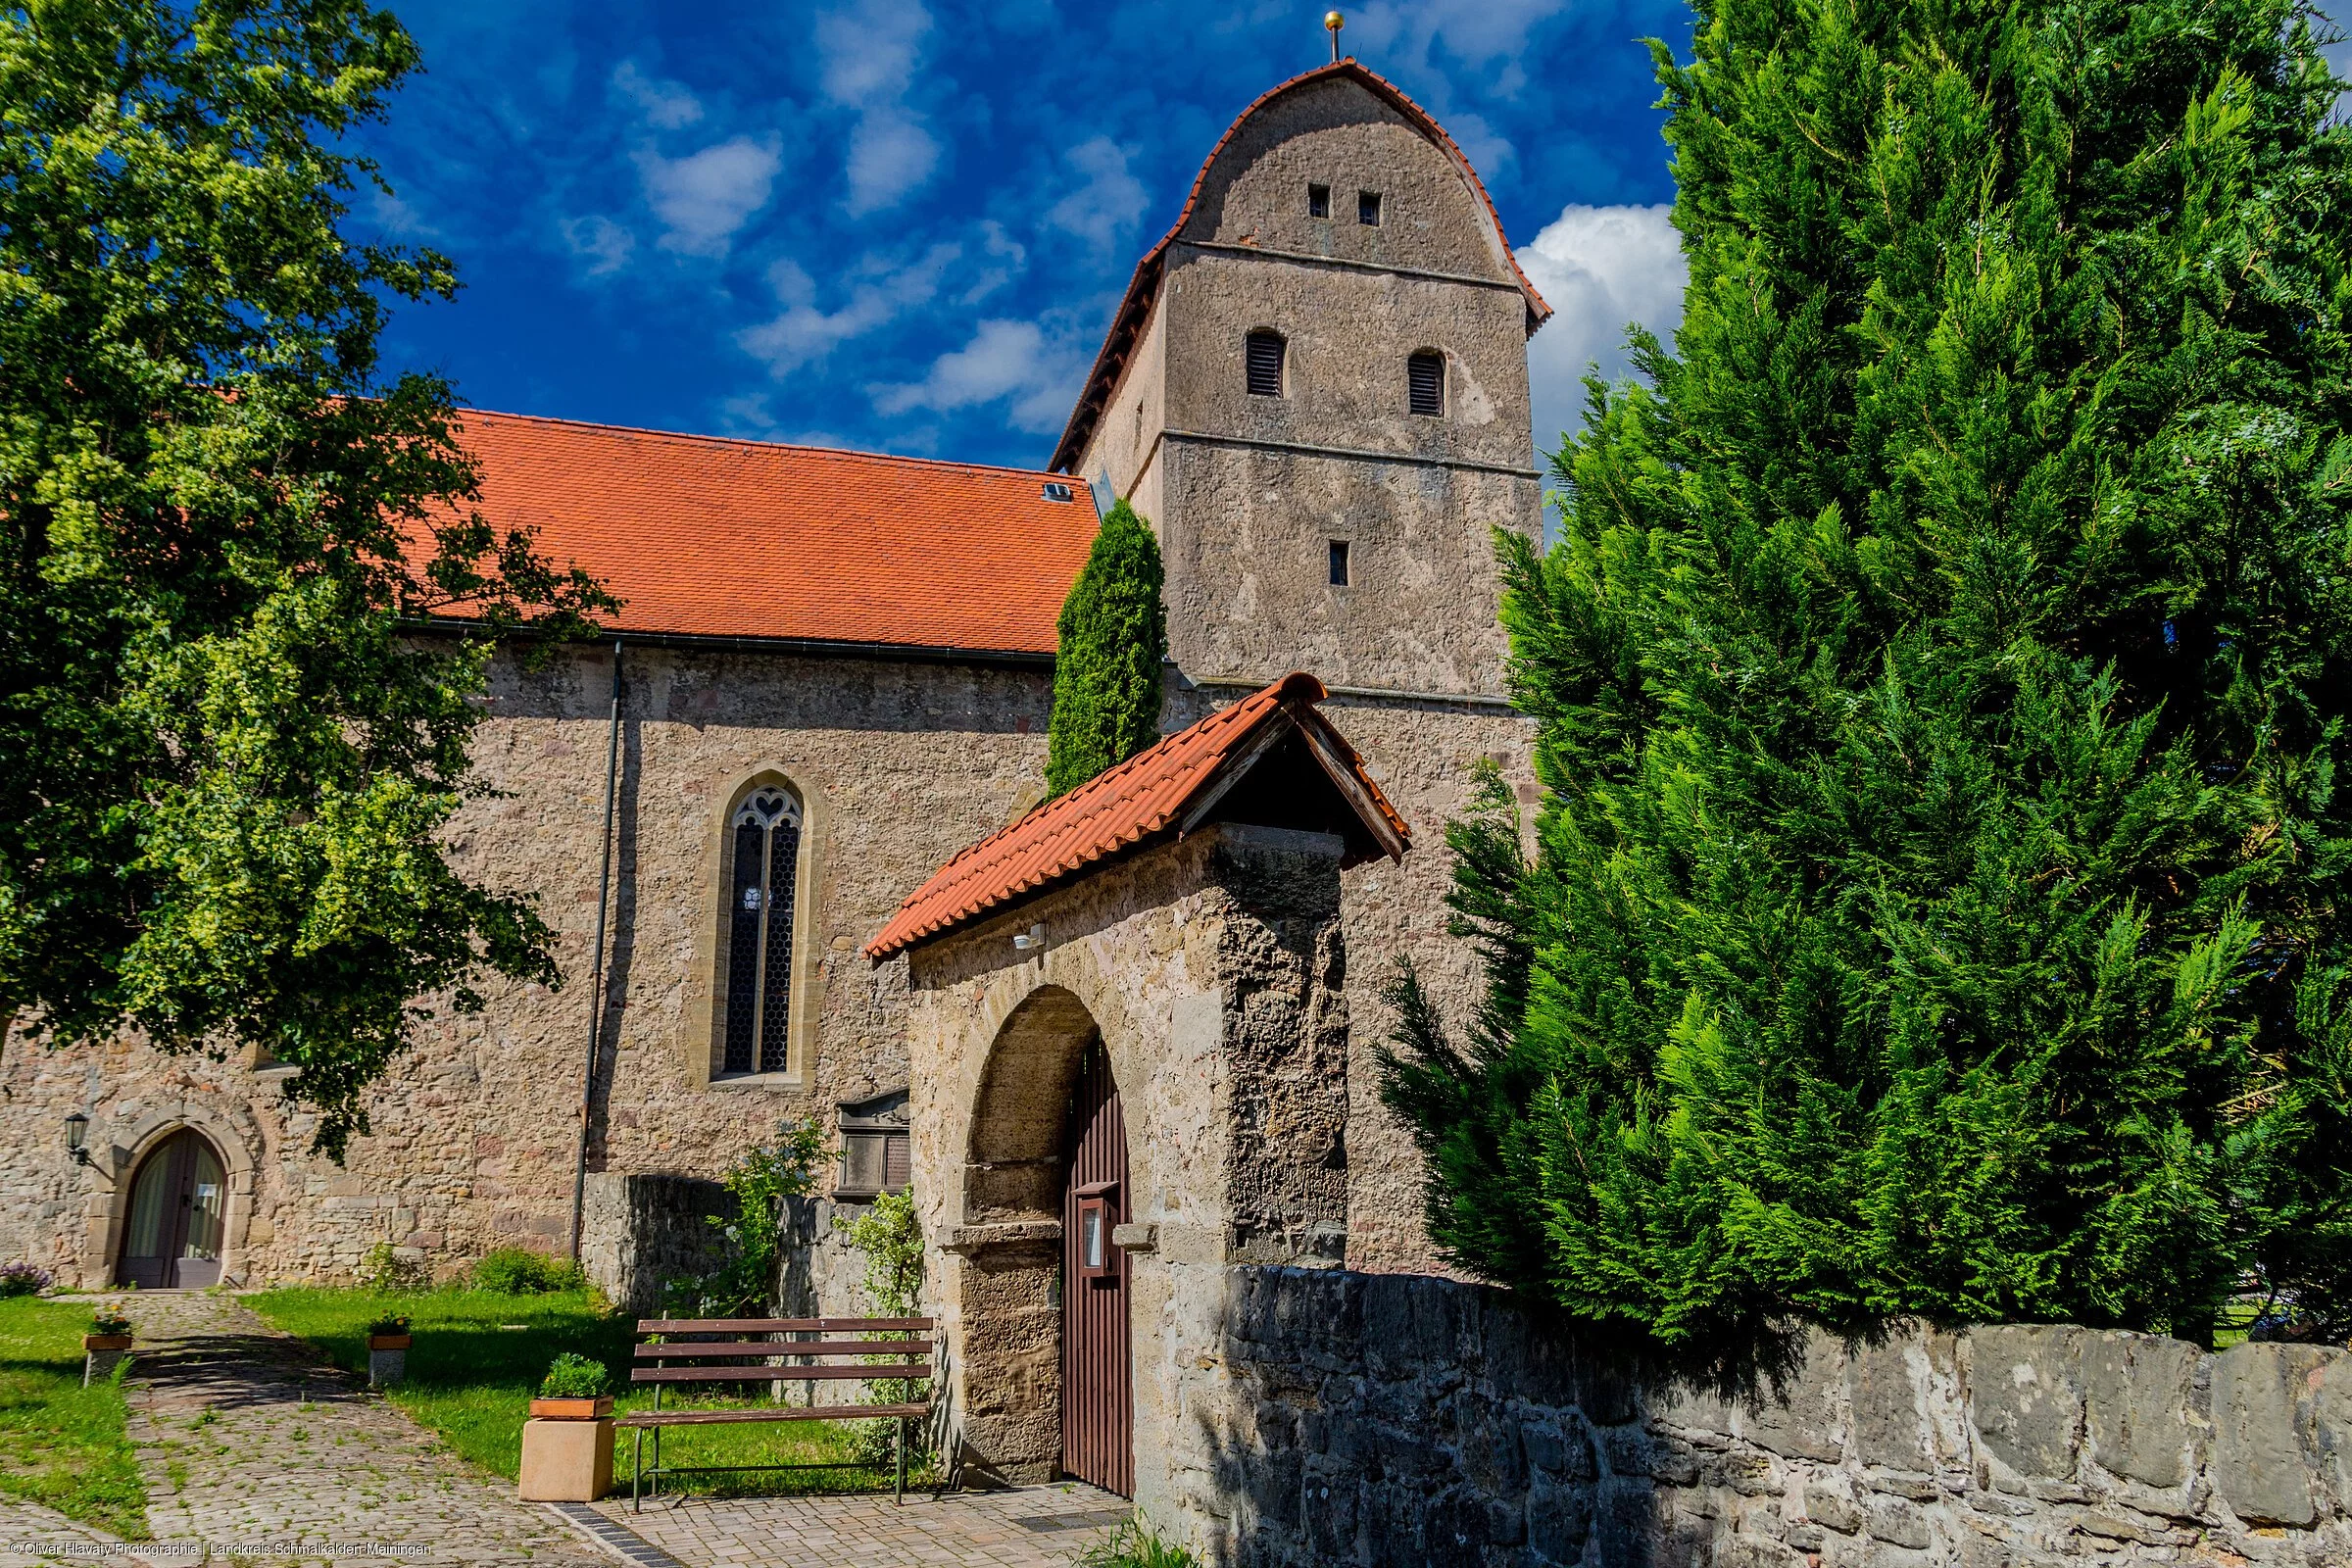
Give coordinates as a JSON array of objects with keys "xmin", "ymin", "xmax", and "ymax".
[
  {"xmin": 84, "ymin": 1334, "xmax": 132, "ymax": 1351},
  {"xmin": 367, "ymin": 1334, "xmax": 413, "ymax": 1351},
  {"xmin": 528, "ymin": 1396, "xmax": 612, "ymax": 1420}
]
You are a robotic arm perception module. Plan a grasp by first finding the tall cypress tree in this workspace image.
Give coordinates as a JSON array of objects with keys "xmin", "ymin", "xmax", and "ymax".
[
  {"xmin": 1385, "ymin": 0, "xmax": 2352, "ymax": 1348},
  {"xmin": 1045, "ymin": 500, "xmax": 1167, "ymax": 798}
]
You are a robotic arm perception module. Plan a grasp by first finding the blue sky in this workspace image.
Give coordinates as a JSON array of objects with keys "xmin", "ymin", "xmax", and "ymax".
[{"xmin": 356, "ymin": 1, "xmax": 2352, "ymax": 475}]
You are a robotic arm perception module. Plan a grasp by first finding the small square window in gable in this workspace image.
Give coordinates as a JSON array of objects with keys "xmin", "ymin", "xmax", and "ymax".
[
  {"xmin": 1308, "ymin": 182, "xmax": 1330, "ymax": 219},
  {"xmin": 1358, "ymin": 189, "xmax": 1382, "ymax": 226}
]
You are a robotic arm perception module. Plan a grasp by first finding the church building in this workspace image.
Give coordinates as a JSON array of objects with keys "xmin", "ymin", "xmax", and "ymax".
[{"xmin": 0, "ymin": 58, "xmax": 1550, "ymax": 1378}]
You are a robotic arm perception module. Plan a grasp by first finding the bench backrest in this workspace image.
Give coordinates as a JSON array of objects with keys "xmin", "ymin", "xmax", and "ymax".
[{"xmin": 630, "ymin": 1316, "xmax": 933, "ymax": 1388}]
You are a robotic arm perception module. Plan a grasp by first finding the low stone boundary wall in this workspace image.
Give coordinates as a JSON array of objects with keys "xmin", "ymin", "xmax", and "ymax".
[{"xmin": 1193, "ymin": 1267, "xmax": 2350, "ymax": 1567}]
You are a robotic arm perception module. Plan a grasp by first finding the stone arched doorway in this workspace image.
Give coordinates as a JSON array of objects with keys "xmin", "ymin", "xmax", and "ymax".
[
  {"xmin": 953, "ymin": 984, "xmax": 1135, "ymax": 1488},
  {"xmin": 117, "ymin": 1126, "xmax": 228, "ymax": 1288}
]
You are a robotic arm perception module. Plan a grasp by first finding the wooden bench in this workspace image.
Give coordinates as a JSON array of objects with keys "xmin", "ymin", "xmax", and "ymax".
[{"xmin": 617, "ymin": 1315, "xmax": 933, "ymax": 1509}]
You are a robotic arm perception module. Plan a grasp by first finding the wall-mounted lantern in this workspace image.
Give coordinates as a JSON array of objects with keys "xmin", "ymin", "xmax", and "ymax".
[{"xmin": 65, "ymin": 1109, "xmax": 91, "ymax": 1166}]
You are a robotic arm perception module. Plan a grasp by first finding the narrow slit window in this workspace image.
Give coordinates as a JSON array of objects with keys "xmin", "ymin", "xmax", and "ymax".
[
  {"xmin": 1246, "ymin": 329, "xmax": 1286, "ymax": 397},
  {"xmin": 1307, "ymin": 182, "xmax": 1330, "ymax": 219},
  {"xmin": 1358, "ymin": 189, "xmax": 1382, "ymax": 225},
  {"xmin": 1329, "ymin": 540, "xmax": 1351, "ymax": 587},
  {"xmin": 1407, "ymin": 351, "xmax": 1446, "ymax": 416},
  {"xmin": 721, "ymin": 786, "xmax": 803, "ymax": 1075}
]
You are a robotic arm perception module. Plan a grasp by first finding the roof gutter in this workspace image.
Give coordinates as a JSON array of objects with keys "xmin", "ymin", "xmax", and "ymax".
[{"xmin": 404, "ymin": 616, "xmax": 1056, "ymax": 670}]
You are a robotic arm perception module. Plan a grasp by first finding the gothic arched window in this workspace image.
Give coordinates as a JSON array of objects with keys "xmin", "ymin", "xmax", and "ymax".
[{"xmin": 722, "ymin": 785, "xmax": 804, "ymax": 1075}]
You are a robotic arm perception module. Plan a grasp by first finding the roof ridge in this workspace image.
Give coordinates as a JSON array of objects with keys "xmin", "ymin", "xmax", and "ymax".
[
  {"xmin": 457, "ymin": 406, "xmax": 1066, "ymax": 481},
  {"xmin": 864, "ymin": 672, "xmax": 1374, "ymax": 959}
]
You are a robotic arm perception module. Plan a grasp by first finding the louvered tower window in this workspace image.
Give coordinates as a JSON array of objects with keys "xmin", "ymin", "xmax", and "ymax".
[
  {"xmin": 722, "ymin": 786, "xmax": 803, "ymax": 1074},
  {"xmin": 1246, "ymin": 330, "xmax": 1286, "ymax": 397},
  {"xmin": 1407, "ymin": 351, "xmax": 1446, "ymax": 416}
]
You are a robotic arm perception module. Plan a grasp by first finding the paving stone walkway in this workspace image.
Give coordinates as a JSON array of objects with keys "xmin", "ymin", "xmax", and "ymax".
[
  {"xmin": 6, "ymin": 1294, "xmax": 1126, "ymax": 1568},
  {"xmin": 111, "ymin": 1291, "xmax": 602, "ymax": 1567},
  {"xmin": 588, "ymin": 1483, "xmax": 1128, "ymax": 1568}
]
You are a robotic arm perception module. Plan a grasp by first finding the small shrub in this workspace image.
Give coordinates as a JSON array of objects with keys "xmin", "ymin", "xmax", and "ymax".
[
  {"xmin": 471, "ymin": 1248, "xmax": 584, "ymax": 1295},
  {"xmin": 836, "ymin": 1188, "xmax": 929, "ymax": 1467},
  {"xmin": 1076, "ymin": 1518, "xmax": 1199, "ymax": 1568},
  {"xmin": 89, "ymin": 1305, "xmax": 131, "ymax": 1337},
  {"xmin": 537, "ymin": 1351, "xmax": 610, "ymax": 1399},
  {"xmin": 0, "ymin": 1262, "xmax": 51, "ymax": 1298},
  {"xmin": 358, "ymin": 1241, "xmax": 431, "ymax": 1294},
  {"xmin": 366, "ymin": 1311, "xmax": 411, "ymax": 1337}
]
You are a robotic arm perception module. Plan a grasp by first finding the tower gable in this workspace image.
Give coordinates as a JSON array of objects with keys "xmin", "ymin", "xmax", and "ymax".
[{"xmin": 1181, "ymin": 75, "xmax": 1520, "ymax": 289}]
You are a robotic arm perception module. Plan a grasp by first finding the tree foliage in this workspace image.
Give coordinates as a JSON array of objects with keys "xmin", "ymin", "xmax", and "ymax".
[
  {"xmin": 1385, "ymin": 0, "xmax": 2352, "ymax": 1348},
  {"xmin": 0, "ymin": 0, "xmax": 611, "ymax": 1156},
  {"xmin": 1045, "ymin": 499, "xmax": 1167, "ymax": 798}
]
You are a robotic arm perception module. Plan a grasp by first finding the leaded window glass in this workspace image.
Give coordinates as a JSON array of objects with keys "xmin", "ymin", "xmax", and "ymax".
[{"xmin": 722, "ymin": 787, "xmax": 803, "ymax": 1075}]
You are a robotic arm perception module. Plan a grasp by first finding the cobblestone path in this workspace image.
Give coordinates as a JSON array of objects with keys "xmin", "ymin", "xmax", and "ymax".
[
  {"xmin": 588, "ymin": 1483, "xmax": 1127, "ymax": 1568},
  {"xmin": 114, "ymin": 1292, "xmax": 603, "ymax": 1568},
  {"xmin": 6, "ymin": 1293, "xmax": 1127, "ymax": 1568}
]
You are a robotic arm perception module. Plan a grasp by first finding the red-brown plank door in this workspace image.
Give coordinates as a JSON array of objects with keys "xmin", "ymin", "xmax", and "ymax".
[{"xmin": 1060, "ymin": 1041, "xmax": 1133, "ymax": 1495}]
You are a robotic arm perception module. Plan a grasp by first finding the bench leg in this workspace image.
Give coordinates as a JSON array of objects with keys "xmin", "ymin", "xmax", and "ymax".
[
  {"xmin": 632, "ymin": 1428, "xmax": 643, "ymax": 1513},
  {"xmin": 897, "ymin": 1414, "xmax": 907, "ymax": 1504}
]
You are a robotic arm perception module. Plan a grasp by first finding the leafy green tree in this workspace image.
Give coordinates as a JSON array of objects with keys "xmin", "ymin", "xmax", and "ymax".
[
  {"xmin": 0, "ymin": 1, "xmax": 610, "ymax": 1157},
  {"xmin": 1385, "ymin": 0, "xmax": 2352, "ymax": 1349},
  {"xmin": 1045, "ymin": 499, "xmax": 1167, "ymax": 797}
]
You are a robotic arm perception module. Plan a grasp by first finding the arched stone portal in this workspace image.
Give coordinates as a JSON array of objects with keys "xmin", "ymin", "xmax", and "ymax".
[
  {"xmin": 951, "ymin": 985, "xmax": 1112, "ymax": 1482},
  {"xmin": 877, "ymin": 673, "xmax": 1409, "ymax": 1517}
]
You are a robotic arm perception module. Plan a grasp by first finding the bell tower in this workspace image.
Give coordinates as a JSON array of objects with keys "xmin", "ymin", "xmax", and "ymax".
[
  {"xmin": 1050, "ymin": 59, "xmax": 1551, "ymax": 1274},
  {"xmin": 1051, "ymin": 58, "xmax": 1549, "ymax": 705}
]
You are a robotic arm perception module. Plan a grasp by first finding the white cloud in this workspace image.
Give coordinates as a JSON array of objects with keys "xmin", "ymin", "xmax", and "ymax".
[
  {"xmin": 1517, "ymin": 203, "xmax": 1687, "ymax": 458},
  {"xmin": 869, "ymin": 318, "xmax": 1084, "ymax": 434},
  {"xmin": 368, "ymin": 188, "xmax": 438, "ymax": 237},
  {"xmin": 1442, "ymin": 112, "xmax": 1514, "ymax": 179},
  {"xmin": 1044, "ymin": 137, "xmax": 1151, "ymax": 252},
  {"xmin": 634, "ymin": 134, "xmax": 784, "ymax": 256},
  {"xmin": 560, "ymin": 215, "xmax": 636, "ymax": 276},
  {"xmin": 959, "ymin": 220, "xmax": 1027, "ymax": 305},
  {"xmin": 738, "ymin": 245, "xmax": 959, "ymax": 376},
  {"xmin": 844, "ymin": 110, "xmax": 941, "ymax": 218},
  {"xmin": 1347, "ymin": 0, "xmax": 1568, "ymax": 94},
  {"xmin": 612, "ymin": 61, "xmax": 704, "ymax": 129},
  {"xmin": 815, "ymin": 0, "xmax": 940, "ymax": 216}
]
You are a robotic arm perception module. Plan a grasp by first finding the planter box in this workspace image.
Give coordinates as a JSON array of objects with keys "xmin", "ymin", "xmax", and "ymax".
[
  {"xmin": 83, "ymin": 1335, "xmax": 132, "ymax": 1390},
  {"xmin": 368, "ymin": 1346, "xmax": 408, "ymax": 1390},
  {"xmin": 518, "ymin": 1416, "xmax": 613, "ymax": 1502},
  {"xmin": 528, "ymin": 1396, "xmax": 613, "ymax": 1420}
]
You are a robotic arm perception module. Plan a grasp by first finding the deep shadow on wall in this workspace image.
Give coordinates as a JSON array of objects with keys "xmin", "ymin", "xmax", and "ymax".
[{"xmin": 1196, "ymin": 1267, "xmax": 2352, "ymax": 1568}]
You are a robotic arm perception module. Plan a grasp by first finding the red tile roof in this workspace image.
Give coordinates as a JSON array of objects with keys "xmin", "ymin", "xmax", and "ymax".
[
  {"xmin": 865, "ymin": 672, "xmax": 1409, "ymax": 959},
  {"xmin": 450, "ymin": 410, "xmax": 1100, "ymax": 654},
  {"xmin": 1051, "ymin": 59, "xmax": 1553, "ymax": 474}
]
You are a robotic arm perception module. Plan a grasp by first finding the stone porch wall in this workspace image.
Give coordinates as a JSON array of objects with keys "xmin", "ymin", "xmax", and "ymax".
[{"xmin": 1179, "ymin": 1267, "xmax": 2350, "ymax": 1568}]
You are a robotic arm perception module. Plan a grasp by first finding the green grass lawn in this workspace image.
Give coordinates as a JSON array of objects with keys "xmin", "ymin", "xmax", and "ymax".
[
  {"xmin": 0, "ymin": 1297, "xmax": 149, "ymax": 1539},
  {"xmin": 245, "ymin": 1287, "xmax": 923, "ymax": 1495}
]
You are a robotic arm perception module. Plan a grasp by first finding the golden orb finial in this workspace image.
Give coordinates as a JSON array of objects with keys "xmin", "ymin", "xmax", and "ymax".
[{"xmin": 1325, "ymin": 10, "xmax": 1345, "ymax": 63}]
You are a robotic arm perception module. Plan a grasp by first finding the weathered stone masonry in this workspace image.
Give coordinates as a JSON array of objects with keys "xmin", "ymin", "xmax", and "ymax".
[
  {"xmin": 1197, "ymin": 1269, "xmax": 2352, "ymax": 1568},
  {"xmin": 0, "ymin": 641, "xmax": 1054, "ymax": 1294}
]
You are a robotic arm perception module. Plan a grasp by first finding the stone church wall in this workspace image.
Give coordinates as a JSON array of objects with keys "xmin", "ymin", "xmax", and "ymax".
[
  {"xmin": 0, "ymin": 640, "xmax": 1053, "ymax": 1293},
  {"xmin": 1180, "ymin": 1266, "xmax": 2352, "ymax": 1568}
]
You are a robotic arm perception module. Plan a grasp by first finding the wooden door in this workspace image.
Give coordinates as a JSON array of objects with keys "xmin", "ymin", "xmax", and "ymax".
[
  {"xmin": 1060, "ymin": 1041, "xmax": 1132, "ymax": 1495},
  {"xmin": 118, "ymin": 1129, "xmax": 225, "ymax": 1289}
]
